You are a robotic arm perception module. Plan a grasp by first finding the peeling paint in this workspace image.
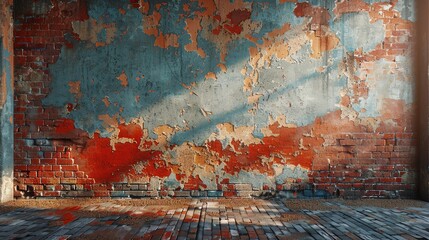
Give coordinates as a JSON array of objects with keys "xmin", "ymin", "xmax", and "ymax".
[
  {"xmin": 15, "ymin": 0, "xmax": 417, "ymax": 197},
  {"xmin": 116, "ymin": 71, "xmax": 128, "ymax": 87},
  {"xmin": 72, "ymin": 18, "xmax": 116, "ymax": 47}
]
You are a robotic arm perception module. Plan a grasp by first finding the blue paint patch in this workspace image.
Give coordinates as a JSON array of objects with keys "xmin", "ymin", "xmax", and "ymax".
[
  {"xmin": 44, "ymin": 1, "xmax": 396, "ymax": 146},
  {"xmin": 331, "ymin": 12, "xmax": 385, "ymax": 52},
  {"xmin": 163, "ymin": 172, "xmax": 181, "ymax": 189},
  {"xmin": 353, "ymin": 59, "xmax": 414, "ymax": 118},
  {"xmin": 87, "ymin": 0, "xmax": 125, "ymax": 22},
  {"xmin": 254, "ymin": 46, "xmax": 347, "ymax": 127},
  {"xmin": 393, "ymin": 0, "xmax": 415, "ymax": 22},
  {"xmin": 229, "ymin": 170, "xmax": 273, "ymax": 189},
  {"xmin": 251, "ymin": 1, "xmax": 304, "ymax": 38},
  {"xmin": 275, "ymin": 165, "xmax": 308, "ymax": 185}
]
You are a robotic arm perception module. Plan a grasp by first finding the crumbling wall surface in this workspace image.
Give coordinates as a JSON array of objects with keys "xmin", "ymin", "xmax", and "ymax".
[
  {"xmin": 13, "ymin": 0, "xmax": 416, "ymax": 198},
  {"xmin": 0, "ymin": 0, "xmax": 14, "ymax": 202}
]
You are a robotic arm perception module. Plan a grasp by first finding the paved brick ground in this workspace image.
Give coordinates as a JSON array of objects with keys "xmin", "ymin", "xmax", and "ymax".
[{"xmin": 0, "ymin": 199, "xmax": 428, "ymax": 239}]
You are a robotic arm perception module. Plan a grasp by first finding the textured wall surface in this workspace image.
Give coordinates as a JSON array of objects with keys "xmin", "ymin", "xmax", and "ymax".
[
  {"xmin": 0, "ymin": 0, "xmax": 14, "ymax": 202},
  {"xmin": 14, "ymin": 0, "xmax": 416, "ymax": 198}
]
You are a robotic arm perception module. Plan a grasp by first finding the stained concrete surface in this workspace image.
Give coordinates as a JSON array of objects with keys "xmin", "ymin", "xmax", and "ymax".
[{"xmin": 0, "ymin": 198, "xmax": 428, "ymax": 239}]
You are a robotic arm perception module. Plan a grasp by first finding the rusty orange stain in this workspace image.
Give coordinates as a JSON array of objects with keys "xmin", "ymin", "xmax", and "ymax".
[
  {"xmin": 102, "ymin": 97, "xmax": 110, "ymax": 107},
  {"xmin": 205, "ymin": 72, "xmax": 217, "ymax": 80},
  {"xmin": 0, "ymin": 72, "xmax": 6, "ymax": 108},
  {"xmin": 138, "ymin": 0, "xmax": 150, "ymax": 14},
  {"xmin": 184, "ymin": 17, "xmax": 206, "ymax": 58},
  {"xmin": 154, "ymin": 32, "xmax": 179, "ymax": 49},
  {"xmin": 68, "ymin": 81, "xmax": 82, "ymax": 99},
  {"xmin": 116, "ymin": 71, "xmax": 128, "ymax": 87},
  {"xmin": 307, "ymin": 31, "xmax": 339, "ymax": 59},
  {"xmin": 183, "ymin": 3, "xmax": 190, "ymax": 12},
  {"xmin": 217, "ymin": 63, "xmax": 227, "ymax": 73},
  {"xmin": 143, "ymin": 11, "xmax": 161, "ymax": 36},
  {"xmin": 197, "ymin": 0, "xmax": 216, "ymax": 17}
]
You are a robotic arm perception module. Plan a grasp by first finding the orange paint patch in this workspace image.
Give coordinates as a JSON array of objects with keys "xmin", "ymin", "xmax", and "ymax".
[
  {"xmin": 95, "ymin": 42, "xmax": 105, "ymax": 47},
  {"xmin": 307, "ymin": 31, "xmax": 339, "ymax": 59},
  {"xmin": 68, "ymin": 81, "xmax": 82, "ymax": 98},
  {"xmin": 143, "ymin": 11, "xmax": 161, "ymax": 36},
  {"xmin": 184, "ymin": 18, "xmax": 206, "ymax": 57},
  {"xmin": 205, "ymin": 72, "xmax": 217, "ymax": 80},
  {"xmin": 217, "ymin": 63, "xmax": 227, "ymax": 73},
  {"xmin": 102, "ymin": 97, "xmax": 110, "ymax": 107},
  {"xmin": 267, "ymin": 23, "xmax": 291, "ymax": 38},
  {"xmin": 183, "ymin": 3, "xmax": 190, "ymax": 12},
  {"xmin": 154, "ymin": 33, "xmax": 179, "ymax": 49},
  {"xmin": 0, "ymin": 72, "xmax": 6, "ymax": 107},
  {"xmin": 197, "ymin": 0, "xmax": 216, "ymax": 17},
  {"xmin": 116, "ymin": 71, "xmax": 128, "ymax": 87}
]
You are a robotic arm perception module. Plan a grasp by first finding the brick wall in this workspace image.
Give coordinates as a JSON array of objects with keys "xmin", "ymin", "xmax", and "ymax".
[
  {"xmin": 13, "ymin": 0, "xmax": 417, "ymax": 199},
  {"xmin": 13, "ymin": 0, "xmax": 96, "ymax": 198}
]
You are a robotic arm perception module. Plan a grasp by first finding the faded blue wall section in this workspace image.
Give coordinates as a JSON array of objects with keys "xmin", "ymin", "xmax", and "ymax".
[
  {"xmin": 43, "ymin": 0, "xmax": 392, "ymax": 144},
  {"xmin": 0, "ymin": 1, "xmax": 14, "ymax": 202}
]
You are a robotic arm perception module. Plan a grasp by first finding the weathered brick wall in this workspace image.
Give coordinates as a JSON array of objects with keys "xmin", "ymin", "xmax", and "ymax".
[{"xmin": 13, "ymin": 0, "xmax": 416, "ymax": 198}]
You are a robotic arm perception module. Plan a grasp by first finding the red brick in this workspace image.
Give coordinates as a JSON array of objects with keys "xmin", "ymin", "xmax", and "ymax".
[
  {"xmin": 63, "ymin": 171, "xmax": 74, "ymax": 178},
  {"xmin": 60, "ymin": 178, "xmax": 77, "ymax": 184},
  {"xmin": 57, "ymin": 159, "xmax": 73, "ymax": 165},
  {"xmin": 40, "ymin": 158, "xmax": 56, "ymax": 165},
  {"xmin": 23, "ymin": 178, "xmax": 41, "ymax": 184},
  {"xmin": 40, "ymin": 171, "xmax": 55, "ymax": 178},
  {"xmin": 61, "ymin": 165, "xmax": 79, "ymax": 171},
  {"xmin": 223, "ymin": 191, "xmax": 237, "ymax": 197},
  {"xmin": 15, "ymin": 165, "xmax": 28, "ymax": 171},
  {"xmin": 396, "ymin": 133, "xmax": 414, "ymax": 139},
  {"xmin": 42, "ymin": 191, "xmax": 61, "ymax": 197},
  {"xmin": 340, "ymin": 139, "xmax": 362, "ymax": 146},
  {"xmin": 41, "ymin": 178, "xmax": 60, "ymax": 184},
  {"xmin": 76, "ymin": 178, "xmax": 95, "ymax": 184},
  {"xmin": 94, "ymin": 191, "xmax": 110, "ymax": 197}
]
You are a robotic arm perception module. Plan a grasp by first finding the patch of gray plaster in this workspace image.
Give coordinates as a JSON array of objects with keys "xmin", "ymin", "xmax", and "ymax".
[
  {"xmin": 274, "ymin": 164, "xmax": 309, "ymax": 185},
  {"xmin": 0, "ymin": 47, "xmax": 14, "ymax": 202},
  {"xmin": 331, "ymin": 12, "xmax": 385, "ymax": 52},
  {"xmin": 163, "ymin": 173, "xmax": 181, "ymax": 189},
  {"xmin": 228, "ymin": 170, "xmax": 274, "ymax": 189},
  {"xmin": 353, "ymin": 58, "xmax": 414, "ymax": 118},
  {"xmin": 393, "ymin": 0, "xmax": 415, "ymax": 22},
  {"xmin": 253, "ymin": 46, "xmax": 346, "ymax": 129}
]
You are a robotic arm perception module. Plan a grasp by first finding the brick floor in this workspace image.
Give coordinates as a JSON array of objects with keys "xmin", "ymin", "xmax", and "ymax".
[{"xmin": 0, "ymin": 199, "xmax": 428, "ymax": 239}]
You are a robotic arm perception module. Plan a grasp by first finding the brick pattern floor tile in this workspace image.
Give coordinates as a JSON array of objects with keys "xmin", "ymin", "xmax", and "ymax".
[{"xmin": 0, "ymin": 199, "xmax": 428, "ymax": 239}]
